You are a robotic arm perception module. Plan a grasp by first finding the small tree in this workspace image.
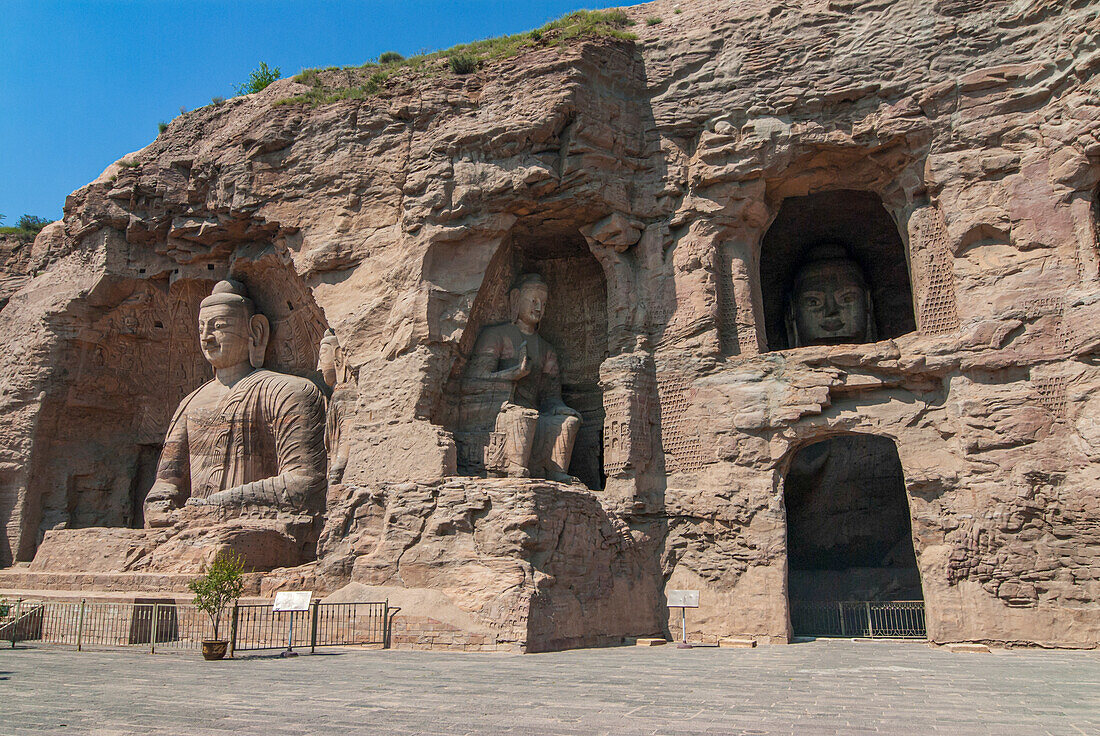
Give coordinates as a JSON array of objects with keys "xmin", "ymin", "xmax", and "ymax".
[
  {"xmin": 16, "ymin": 215, "xmax": 50, "ymax": 234},
  {"xmin": 189, "ymin": 550, "xmax": 245, "ymax": 641},
  {"xmin": 235, "ymin": 61, "xmax": 281, "ymax": 95}
]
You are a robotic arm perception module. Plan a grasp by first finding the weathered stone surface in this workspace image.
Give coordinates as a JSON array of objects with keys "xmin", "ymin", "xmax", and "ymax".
[
  {"xmin": 1, "ymin": 0, "xmax": 1099, "ymax": 650},
  {"xmin": 314, "ymin": 477, "xmax": 661, "ymax": 651}
]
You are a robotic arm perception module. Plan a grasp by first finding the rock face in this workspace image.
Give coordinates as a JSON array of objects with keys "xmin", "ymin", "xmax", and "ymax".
[{"xmin": 2, "ymin": 0, "xmax": 1100, "ymax": 649}]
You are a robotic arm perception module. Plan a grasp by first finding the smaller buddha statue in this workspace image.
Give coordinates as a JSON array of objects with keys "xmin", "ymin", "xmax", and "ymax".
[
  {"xmin": 459, "ymin": 273, "xmax": 581, "ymax": 482},
  {"xmin": 318, "ymin": 328, "xmax": 356, "ymax": 485},
  {"xmin": 785, "ymin": 245, "xmax": 875, "ymax": 348}
]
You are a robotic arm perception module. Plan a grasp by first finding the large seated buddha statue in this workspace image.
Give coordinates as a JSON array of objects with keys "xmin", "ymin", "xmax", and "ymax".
[
  {"xmin": 143, "ymin": 279, "xmax": 327, "ymax": 525},
  {"xmin": 31, "ymin": 279, "xmax": 329, "ymax": 573}
]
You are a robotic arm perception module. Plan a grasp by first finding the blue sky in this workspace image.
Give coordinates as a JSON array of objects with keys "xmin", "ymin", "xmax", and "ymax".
[{"xmin": 0, "ymin": 1, "xmax": 598, "ymax": 223}]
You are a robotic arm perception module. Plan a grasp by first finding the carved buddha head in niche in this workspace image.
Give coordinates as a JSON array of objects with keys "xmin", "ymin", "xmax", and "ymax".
[
  {"xmin": 509, "ymin": 273, "xmax": 550, "ymax": 333},
  {"xmin": 785, "ymin": 245, "xmax": 874, "ymax": 348},
  {"xmin": 197, "ymin": 279, "xmax": 270, "ymax": 370}
]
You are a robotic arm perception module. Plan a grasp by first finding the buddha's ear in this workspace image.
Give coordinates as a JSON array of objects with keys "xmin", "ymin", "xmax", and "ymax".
[
  {"xmin": 784, "ymin": 297, "xmax": 800, "ymax": 348},
  {"xmin": 248, "ymin": 313, "xmax": 270, "ymax": 369}
]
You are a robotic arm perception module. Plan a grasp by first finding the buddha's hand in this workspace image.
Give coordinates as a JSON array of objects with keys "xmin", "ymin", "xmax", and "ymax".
[{"xmin": 550, "ymin": 404, "xmax": 581, "ymax": 419}]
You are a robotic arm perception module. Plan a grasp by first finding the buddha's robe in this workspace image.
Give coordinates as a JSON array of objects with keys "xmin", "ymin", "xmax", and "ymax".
[{"xmin": 153, "ymin": 369, "xmax": 327, "ymax": 512}]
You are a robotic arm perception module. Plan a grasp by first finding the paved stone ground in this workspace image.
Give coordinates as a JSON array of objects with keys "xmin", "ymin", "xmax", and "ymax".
[{"xmin": 1, "ymin": 639, "xmax": 1097, "ymax": 735}]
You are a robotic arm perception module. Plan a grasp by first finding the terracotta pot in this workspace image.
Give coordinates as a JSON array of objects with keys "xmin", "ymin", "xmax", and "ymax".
[{"xmin": 201, "ymin": 639, "xmax": 228, "ymax": 661}]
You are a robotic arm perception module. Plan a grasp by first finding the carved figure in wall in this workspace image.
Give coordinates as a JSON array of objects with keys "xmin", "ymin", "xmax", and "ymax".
[
  {"xmin": 459, "ymin": 274, "xmax": 581, "ymax": 482},
  {"xmin": 318, "ymin": 328, "xmax": 356, "ymax": 484},
  {"xmin": 785, "ymin": 245, "xmax": 875, "ymax": 348},
  {"xmin": 143, "ymin": 279, "xmax": 327, "ymax": 527}
]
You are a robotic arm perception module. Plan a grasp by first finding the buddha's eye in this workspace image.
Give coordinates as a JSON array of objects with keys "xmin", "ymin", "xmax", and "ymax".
[
  {"xmin": 802, "ymin": 296, "xmax": 822, "ymax": 308},
  {"xmin": 837, "ymin": 290, "xmax": 860, "ymax": 305}
]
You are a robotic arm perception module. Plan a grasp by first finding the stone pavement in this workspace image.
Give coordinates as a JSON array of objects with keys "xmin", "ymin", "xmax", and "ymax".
[{"xmin": 1, "ymin": 639, "xmax": 1097, "ymax": 735}]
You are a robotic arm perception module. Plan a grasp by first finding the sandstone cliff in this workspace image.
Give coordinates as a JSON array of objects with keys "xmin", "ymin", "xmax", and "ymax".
[{"xmin": 1, "ymin": 0, "xmax": 1098, "ymax": 648}]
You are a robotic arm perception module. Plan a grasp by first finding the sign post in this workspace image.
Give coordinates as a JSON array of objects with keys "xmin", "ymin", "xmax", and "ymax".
[
  {"xmin": 272, "ymin": 591, "xmax": 313, "ymax": 658},
  {"xmin": 666, "ymin": 590, "xmax": 699, "ymax": 649}
]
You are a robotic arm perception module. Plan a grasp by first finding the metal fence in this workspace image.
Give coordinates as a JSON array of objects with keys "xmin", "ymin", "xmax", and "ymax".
[
  {"xmin": 790, "ymin": 600, "xmax": 926, "ymax": 639},
  {"xmin": 2, "ymin": 598, "xmax": 393, "ymax": 654},
  {"xmin": 231, "ymin": 601, "xmax": 389, "ymax": 651}
]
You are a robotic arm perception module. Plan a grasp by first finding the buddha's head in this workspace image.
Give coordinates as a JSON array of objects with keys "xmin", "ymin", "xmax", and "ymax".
[
  {"xmin": 197, "ymin": 279, "xmax": 270, "ymax": 370},
  {"xmin": 317, "ymin": 328, "xmax": 347, "ymax": 388},
  {"xmin": 785, "ymin": 245, "xmax": 874, "ymax": 348},
  {"xmin": 509, "ymin": 273, "xmax": 550, "ymax": 332}
]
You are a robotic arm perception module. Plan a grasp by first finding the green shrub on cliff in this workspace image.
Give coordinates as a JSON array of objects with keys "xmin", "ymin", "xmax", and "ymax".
[
  {"xmin": 0, "ymin": 213, "xmax": 53, "ymax": 240},
  {"xmin": 16, "ymin": 215, "xmax": 50, "ymax": 233},
  {"xmin": 235, "ymin": 61, "xmax": 281, "ymax": 96},
  {"xmin": 449, "ymin": 54, "xmax": 477, "ymax": 74}
]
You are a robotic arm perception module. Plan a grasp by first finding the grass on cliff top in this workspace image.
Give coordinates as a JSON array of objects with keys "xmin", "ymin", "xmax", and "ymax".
[{"xmin": 278, "ymin": 9, "xmax": 636, "ymax": 107}]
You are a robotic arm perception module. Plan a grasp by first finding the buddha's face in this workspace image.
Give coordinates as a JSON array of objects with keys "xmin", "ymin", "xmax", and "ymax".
[
  {"xmin": 792, "ymin": 261, "xmax": 869, "ymax": 346},
  {"xmin": 514, "ymin": 284, "xmax": 548, "ymax": 330},
  {"xmin": 198, "ymin": 303, "xmax": 253, "ymax": 369}
]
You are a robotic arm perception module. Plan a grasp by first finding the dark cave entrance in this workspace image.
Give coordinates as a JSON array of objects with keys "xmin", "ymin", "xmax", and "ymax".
[
  {"xmin": 784, "ymin": 435, "xmax": 925, "ymax": 638},
  {"xmin": 759, "ymin": 190, "xmax": 916, "ymax": 351}
]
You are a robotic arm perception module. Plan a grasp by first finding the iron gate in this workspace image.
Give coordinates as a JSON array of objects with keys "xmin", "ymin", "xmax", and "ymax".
[{"xmin": 790, "ymin": 600, "xmax": 926, "ymax": 639}]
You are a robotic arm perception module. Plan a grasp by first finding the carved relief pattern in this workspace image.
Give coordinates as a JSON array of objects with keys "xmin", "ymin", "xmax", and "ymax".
[
  {"xmin": 604, "ymin": 390, "xmax": 630, "ymax": 475},
  {"xmin": 1033, "ymin": 376, "xmax": 1069, "ymax": 420},
  {"xmin": 912, "ymin": 206, "xmax": 960, "ymax": 335},
  {"xmin": 536, "ymin": 257, "xmax": 607, "ymax": 385},
  {"xmin": 603, "ymin": 367, "xmax": 656, "ymax": 477},
  {"xmin": 268, "ymin": 300, "xmax": 328, "ymax": 378},
  {"xmin": 1024, "ymin": 297, "xmax": 1074, "ymax": 355},
  {"xmin": 656, "ymin": 372, "xmax": 706, "ymax": 473}
]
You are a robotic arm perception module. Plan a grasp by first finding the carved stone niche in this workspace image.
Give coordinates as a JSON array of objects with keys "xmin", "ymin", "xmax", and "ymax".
[
  {"xmin": 759, "ymin": 190, "xmax": 917, "ymax": 351},
  {"xmin": 783, "ymin": 434, "xmax": 923, "ymax": 605},
  {"xmin": 446, "ymin": 228, "xmax": 609, "ymax": 490},
  {"xmin": 24, "ymin": 254, "xmax": 332, "ymax": 573}
]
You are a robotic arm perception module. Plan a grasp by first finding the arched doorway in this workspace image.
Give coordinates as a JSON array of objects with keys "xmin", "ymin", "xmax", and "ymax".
[{"xmin": 784, "ymin": 434, "xmax": 926, "ymax": 638}]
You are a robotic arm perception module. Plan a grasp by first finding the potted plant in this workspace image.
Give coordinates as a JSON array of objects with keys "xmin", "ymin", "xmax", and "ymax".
[{"xmin": 189, "ymin": 550, "xmax": 245, "ymax": 660}]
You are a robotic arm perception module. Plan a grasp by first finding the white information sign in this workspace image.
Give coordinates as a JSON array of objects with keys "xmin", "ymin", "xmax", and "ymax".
[
  {"xmin": 667, "ymin": 589, "xmax": 699, "ymax": 608},
  {"xmin": 272, "ymin": 591, "xmax": 313, "ymax": 612}
]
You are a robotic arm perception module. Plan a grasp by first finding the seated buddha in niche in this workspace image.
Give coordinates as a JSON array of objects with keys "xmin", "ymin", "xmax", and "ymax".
[
  {"xmin": 785, "ymin": 244, "xmax": 875, "ymax": 348},
  {"xmin": 459, "ymin": 273, "xmax": 581, "ymax": 482},
  {"xmin": 143, "ymin": 279, "xmax": 327, "ymax": 528}
]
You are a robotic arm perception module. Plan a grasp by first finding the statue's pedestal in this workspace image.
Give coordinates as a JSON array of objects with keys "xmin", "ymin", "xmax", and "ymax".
[
  {"xmin": 26, "ymin": 505, "xmax": 319, "ymax": 575},
  {"xmin": 317, "ymin": 477, "xmax": 664, "ymax": 652},
  {"xmin": 9, "ymin": 478, "xmax": 664, "ymax": 652}
]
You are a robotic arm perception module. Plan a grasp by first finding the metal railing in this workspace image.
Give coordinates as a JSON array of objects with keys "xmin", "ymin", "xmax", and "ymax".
[
  {"xmin": 4, "ymin": 598, "xmax": 394, "ymax": 654},
  {"xmin": 790, "ymin": 600, "xmax": 926, "ymax": 639},
  {"xmin": 232, "ymin": 601, "xmax": 389, "ymax": 652}
]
